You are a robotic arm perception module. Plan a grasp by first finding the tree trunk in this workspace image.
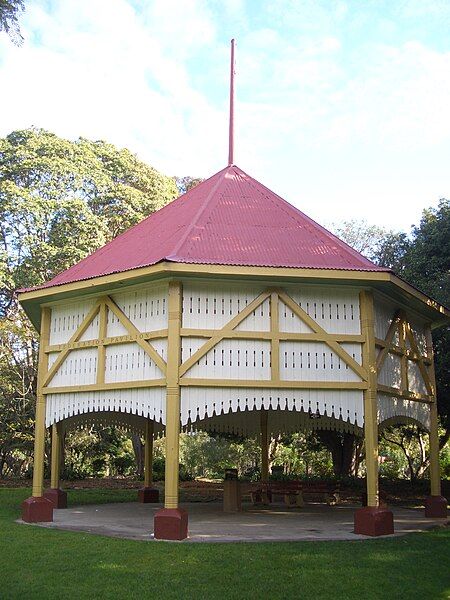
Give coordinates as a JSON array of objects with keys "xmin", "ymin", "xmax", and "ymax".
[
  {"xmin": 317, "ymin": 431, "xmax": 359, "ymax": 478},
  {"xmin": 268, "ymin": 436, "xmax": 279, "ymax": 475}
]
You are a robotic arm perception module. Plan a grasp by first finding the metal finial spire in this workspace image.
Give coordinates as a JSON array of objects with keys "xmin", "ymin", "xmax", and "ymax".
[{"xmin": 228, "ymin": 39, "xmax": 235, "ymax": 166}]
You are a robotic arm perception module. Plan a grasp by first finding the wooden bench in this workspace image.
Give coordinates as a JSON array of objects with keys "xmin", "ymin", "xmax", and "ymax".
[
  {"xmin": 247, "ymin": 481, "xmax": 304, "ymax": 508},
  {"xmin": 245, "ymin": 481, "xmax": 341, "ymax": 507},
  {"xmin": 301, "ymin": 481, "xmax": 341, "ymax": 506}
]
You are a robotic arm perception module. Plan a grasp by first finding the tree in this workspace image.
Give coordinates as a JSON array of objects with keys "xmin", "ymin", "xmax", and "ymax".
[
  {"xmin": 0, "ymin": 0, "xmax": 24, "ymax": 45},
  {"xmin": 331, "ymin": 219, "xmax": 410, "ymax": 271},
  {"xmin": 315, "ymin": 431, "xmax": 362, "ymax": 478},
  {"xmin": 0, "ymin": 128, "xmax": 178, "ymax": 477},
  {"xmin": 174, "ymin": 176, "xmax": 203, "ymax": 195},
  {"xmin": 0, "ymin": 128, "xmax": 178, "ymax": 309},
  {"xmin": 380, "ymin": 425, "xmax": 429, "ymax": 482},
  {"xmin": 330, "ymin": 210, "xmax": 449, "ymax": 474},
  {"xmin": 402, "ymin": 199, "xmax": 450, "ymax": 444}
]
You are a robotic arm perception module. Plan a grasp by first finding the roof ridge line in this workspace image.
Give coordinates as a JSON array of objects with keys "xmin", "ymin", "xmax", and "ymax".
[
  {"xmin": 44, "ymin": 166, "xmax": 231, "ymax": 289},
  {"xmin": 236, "ymin": 166, "xmax": 388, "ymax": 271},
  {"xmin": 167, "ymin": 165, "xmax": 230, "ymax": 259}
]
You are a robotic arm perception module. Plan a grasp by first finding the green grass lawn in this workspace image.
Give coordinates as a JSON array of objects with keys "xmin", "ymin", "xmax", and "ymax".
[{"xmin": 0, "ymin": 488, "xmax": 448, "ymax": 599}]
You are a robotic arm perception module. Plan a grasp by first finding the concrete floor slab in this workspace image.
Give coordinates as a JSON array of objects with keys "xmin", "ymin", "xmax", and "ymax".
[{"xmin": 20, "ymin": 502, "xmax": 448, "ymax": 542}]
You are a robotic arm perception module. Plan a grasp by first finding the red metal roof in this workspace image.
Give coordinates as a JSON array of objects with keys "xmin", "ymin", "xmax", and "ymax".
[{"xmin": 23, "ymin": 164, "xmax": 388, "ymax": 292}]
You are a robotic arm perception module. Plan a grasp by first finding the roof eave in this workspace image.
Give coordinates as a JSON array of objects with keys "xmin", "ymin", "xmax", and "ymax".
[{"xmin": 18, "ymin": 261, "xmax": 449, "ymax": 332}]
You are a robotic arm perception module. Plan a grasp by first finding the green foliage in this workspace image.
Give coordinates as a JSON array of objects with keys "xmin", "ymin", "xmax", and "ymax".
[
  {"xmin": 62, "ymin": 428, "xmax": 136, "ymax": 480},
  {"xmin": 0, "ymin": 128, "xmax": 177, "ymax": 478},
  {"xmin": 174, "ymin": 175, "xmax": 203, "ymax": 195},
  {"xmin": 402, "ymin": 200, "xmax": 450, "ymax": 432},
  {"xmin": 0, "ymin": 0, "xmax": 24, "ymax": 45},
  {"xmin": 0, "ymin": 128, "xmax": 178, "ymax": 306},
  {"xmin": 379, "ymin": 425, "xmax": 430, "ymax": 481},
  {"xmin": 179, "ymin": 432, "xmax": 260, "ymax": 480},
  {"xmin": 271, "ymin": 432, "xmax": 334, "ymax": 479},
  {"xmin": 331, "ymin": 219, "xmax": 410, "ymax": 271},
  {"xmin": 402, "ymin": 199, "xmax": 450, "ymax": 304}
]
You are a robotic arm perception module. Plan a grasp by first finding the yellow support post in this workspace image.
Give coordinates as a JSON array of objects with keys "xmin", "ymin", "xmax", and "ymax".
[
  {"xmin": 138, "ymin": 419, "xmax": 159, "ymax": 503},
  {"xmin": 354, "ymin": 290, "xmax": 393, "ymax": 535},
  {"xmin": 164, "ymin": 281, "xmax": 182, "ymax": 510},
  {"xmin": 154, "ymin": 281, "xmax": 187, "ymax": 539},
  {"xmin": 424, "ymin": 328, "xmax": 447, "ymax": 517},
  {"xmin": 44, "ymin": 422, "xmax": 68, "ymax": 508},
  {"xmin": 22, "ymin": 307, "xmax": 54, "ymax": 522},
  {"xmin": 361, "ymin": 291, "xmax": 379, "ymax": 508},
  {"xmin": 50, "ymin": 423, "xmax": 61, "ymax": 489}
]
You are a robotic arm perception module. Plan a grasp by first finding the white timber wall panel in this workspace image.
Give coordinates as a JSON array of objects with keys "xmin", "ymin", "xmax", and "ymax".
[
  {"xmin": 104, "ymin": 342, "xmax": 163, "ymax": 383},
  {"xmin": 185, "ymin": 339, "xmax": 271, "ymax": 379},
  {"xmin": 47, "ymin": 348, "xmax": 97, "ymax": 387},
  {"xmin": 49, "ymin": 299, "xmax": 98, "ymax": 345},
  {"xmin": 181, "ymin": 387, "xmax": 364, "ymax": 428},
  {"xmin": 46, "ymin": 387, "xmax": 166, "ymax": 427},
  {"xmin": 378, "ymin": 352, "xmax": 401, "ymax": 389},
  {"xmin": 280, "ymin": 341, "xmax": 362, "ymax": 382},
  {"xmin": 281, "ymin": 286, "xmax": 361, "ymax": 334},
  {"xmin": 108, "ymin": 284, "xmax": 168, "ymax": 336},
  {"xmin": 340, "ymin": 342, "xmax": 363, "ymax": 365},
  {"xmin": 374, "ymin": 295, "xmax": 399, "ymax": 344},
  {"xmin": 406, "ymin": 318, "xmax": 428, "ymax": 356},
  {"xmin": 182, "ymin": 282, "xmax": 267, "ymax": 330},
  {"xmin": 152, "ymin": 338, "xmax": 167, "ymax": 361},
  {"xmin": 407, "ymin": 362, "xmax": 428, "ymax": 395},
  {"xmin": 235, "ymin": 298, "xmax": 270, "ymax": 331},
  {"xmin": 279, "ymin": 300, "xmax": 314, "ymax": 333},
  {"xmin": 106, "ymin": 311, "xmax": 128, "ymax": 337},
  {"xmin": 48, "ymin": 352, "xmax": 59, "ymax": 370},
  {"xmin": 181, "ymin": 338, "xmax": 209, "ymax": 363},
  {"xmin": 378, "ymin": 393, "xmax": 430, "ymax": 431}
]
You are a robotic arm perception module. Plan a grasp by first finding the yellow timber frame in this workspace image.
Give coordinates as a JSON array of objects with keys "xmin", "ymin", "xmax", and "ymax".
[
  {"xmin": 28, "ymin": 277, "xmax": 444, "ymax": 509},
  {"xmin": 41, "ymin": 285, "xmax": 369, "ymax": 396},
  {"xmin": 375, "ymin": 309, "xmax": 433, "ymax": 404},
  {"xmin": 374, "ymin": 305, "xmax": 442, "ymax": 498}
]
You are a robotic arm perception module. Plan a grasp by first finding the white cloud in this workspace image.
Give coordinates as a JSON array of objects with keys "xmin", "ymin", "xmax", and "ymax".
[
  {"xmin": 0, "ymin": 0, "xmax": 224, "ymax": 176},
  {"xmin": 0, "ymin": 1, "xmax": 449, "ymax": 230}
]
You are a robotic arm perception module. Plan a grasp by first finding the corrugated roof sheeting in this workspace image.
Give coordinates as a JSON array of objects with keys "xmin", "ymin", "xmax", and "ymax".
[{"xmin": 22, "ymin": 165, "xmax": 387, "ymax": 292}]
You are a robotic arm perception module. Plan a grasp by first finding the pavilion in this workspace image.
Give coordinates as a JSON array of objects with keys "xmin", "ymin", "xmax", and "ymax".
[{"xmin": 18, "ymin": 43, "xmax": 448, "ymax": 541}]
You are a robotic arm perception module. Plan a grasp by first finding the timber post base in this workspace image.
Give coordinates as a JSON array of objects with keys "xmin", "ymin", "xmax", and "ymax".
[
  {"xmin": 43, "ymin": 488, "xmax": 68, "ymax": 509},
  {"xmin": 424, "ymin": 495, "xmax": 448, "ymax": 518},
  {"xmin": 21, "ymin": 496, "xmax": 53, "ymax": 523},
  {"xmin": 154, "ymin": 508, "xmax": 188, "ymax": 540},
  {"xmin": 138, "ymin": 487, "xmax": 160, "ymax": 503},
  {"xmin": 354, "ymin": 506, "xmax": 394, "ymax": 536}
]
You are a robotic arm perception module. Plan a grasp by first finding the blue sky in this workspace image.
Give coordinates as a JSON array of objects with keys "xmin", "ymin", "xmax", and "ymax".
[{"xmin": 1, "ymin": 0, "xmax": 450, "ymax": 231}]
